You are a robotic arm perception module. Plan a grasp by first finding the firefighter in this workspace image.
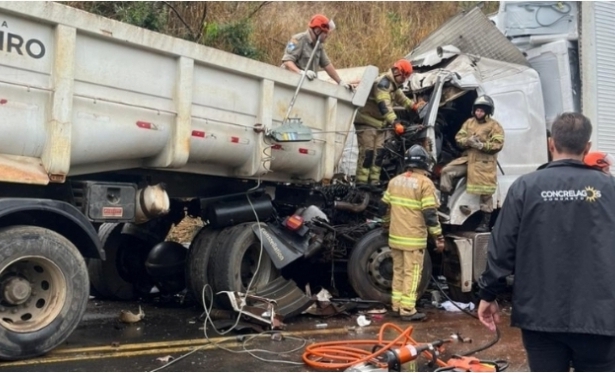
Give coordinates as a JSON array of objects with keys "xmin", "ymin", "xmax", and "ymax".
[
  {"xmin": 281, "ymin": 14, "xmax": 352, "ymax": 90},
  {"xmin": 381, "ymin": 145, "xmax": 446, "ymax": 321},
  {"xmin": 439, "ymin": 95, "xmax": 505, "ymax": 232},
  {"xmin": 584, "ymin": 151, "xmax": 614, "ymax": 174},
  {"xmin": 354, "ymin": 59, "xmax": 426, "ymax": 187}
]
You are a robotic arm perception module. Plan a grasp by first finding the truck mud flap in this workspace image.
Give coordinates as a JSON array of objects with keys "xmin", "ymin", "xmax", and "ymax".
[
  {"xmin": 253, "ymin": 277, "xmax": 314, "ymax": 320},
  {"xmin": 251, "ymin": 224, "xmax": 303, "ymax": 269}
]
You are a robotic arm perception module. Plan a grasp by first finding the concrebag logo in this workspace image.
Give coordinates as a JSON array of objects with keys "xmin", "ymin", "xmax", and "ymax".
[{"xmin": 540, "ymin": 186, "xmax": 602, "ymax": 203}]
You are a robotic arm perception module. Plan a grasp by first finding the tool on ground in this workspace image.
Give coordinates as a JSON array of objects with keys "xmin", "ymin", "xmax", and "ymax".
[
  {"xmin": 303, "ymin": 322, "xmax": 506, "ymax": 372},
  {"xmin": 436, "ymin": 355, "xmax": 508, "ymax": 372}
]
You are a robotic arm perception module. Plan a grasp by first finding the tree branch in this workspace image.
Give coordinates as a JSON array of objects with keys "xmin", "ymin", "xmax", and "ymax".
[
  {"xmin": 195, "ymin": 3, "xmax": 208, "ymax": 43},
  {"xmin": 163, "ymin": 1, "xmax": 197, "ymax": 40},
  {"xmin": 246, "ymin": 1, "xmax": 272, "ymax": 20}
]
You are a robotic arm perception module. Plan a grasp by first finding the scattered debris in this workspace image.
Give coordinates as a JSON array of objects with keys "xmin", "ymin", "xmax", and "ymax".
[
  {"xmin": 366, "ymin": 308, "xmax": 387, "ymax": 314},
  {"xmin": 439, "ymin": 300, "xmax": 476, "ymax": 312},
  {"xmin": 156, "ymin": 355, "xmax": 174, "ymax": 363},
  {"xmin": 315, "ymin": 323, "xmax": 328, "ymax": 329},
  {"xmin": 220, "ymin": 291, "xmax": 284, "ymax": 329},
  {"xmin": 356, "ymin": 315, "xmax": 371, "ymax": 327},
  {"xmin": 271, "ymin": 332, "xmax": 284, "ymax": 341},
  {"xmin": 111, "ymin": 341, "xmax": 120, "ymax": 348},
  {"xmin": 119, "ymin": 306, "xmax": 145, "ymax": 323}
]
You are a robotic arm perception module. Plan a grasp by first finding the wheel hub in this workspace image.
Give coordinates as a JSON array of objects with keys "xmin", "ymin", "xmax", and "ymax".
[
  {"xmin": 367, "ymin": 246, "xmax": 393, "ymax": 289},
  {"xmin": 3, "ymin": 277, "xmax": 32, "ymax": 305}
]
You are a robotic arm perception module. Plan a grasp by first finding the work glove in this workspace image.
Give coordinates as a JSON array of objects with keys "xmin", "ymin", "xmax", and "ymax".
[
  {"xmin": 435, "ymin": 235, "xmax": 446, "ymax": 253},
  {"xmin": 394, "ymin": 122, "xmax": 405, "ymax": 135},
  {"xmin": 301, "ymin": 70, "xmax": 317, "ymax": 81},
  {"xmin": 467, "ymin": 135, "xmax": 485, "ymax": 150},
  {"xmin": 412, "ymin": 101, "xmax": 427, "ymax": 112},
  {"xmin": 339, "ymin": 81, "xmax": 355, "ymax": 92}
]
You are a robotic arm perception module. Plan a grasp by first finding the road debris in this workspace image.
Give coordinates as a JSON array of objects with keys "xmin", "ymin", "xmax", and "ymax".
[
  {"xmin": 156, "ymin": 355, "xmax": 174, "ymax": 363},
  {"xmin": 356, "ymin": 315, "xmax": 371, "ymax": 327},
  {"xmin": 119, "ymin": 305, "xmax": 145, "ymax": 323}
]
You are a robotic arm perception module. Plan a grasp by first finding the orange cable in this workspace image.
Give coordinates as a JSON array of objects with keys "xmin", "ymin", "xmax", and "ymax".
[{"xmin": 302, "ymin": 322, "xmax": 449, "ymax": 370}]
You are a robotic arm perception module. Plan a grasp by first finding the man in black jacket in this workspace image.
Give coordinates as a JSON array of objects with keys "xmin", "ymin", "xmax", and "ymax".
[{"xmin": 477, "ymin": 112, "xmax": 615, "ymax": 371}]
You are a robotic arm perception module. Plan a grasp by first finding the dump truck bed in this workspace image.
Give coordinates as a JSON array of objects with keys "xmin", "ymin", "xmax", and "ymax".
[{"xmin": 0, "ymin": 1, "xmax": 376, "ymax": 185}]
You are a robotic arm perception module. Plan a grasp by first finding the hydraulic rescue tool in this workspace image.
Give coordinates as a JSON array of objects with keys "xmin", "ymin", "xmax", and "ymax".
[{"xmin": 303, "ymin": 323, "xmax": 508, "ymax": 372}]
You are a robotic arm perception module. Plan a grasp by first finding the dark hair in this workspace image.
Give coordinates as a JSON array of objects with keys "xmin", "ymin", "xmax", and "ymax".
[{"xmin": 551, "ymin": 112, "xmax": 592, "ymax": 155}]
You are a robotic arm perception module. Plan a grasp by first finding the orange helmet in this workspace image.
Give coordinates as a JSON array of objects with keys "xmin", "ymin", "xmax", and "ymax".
[
  {"xmin": 584, "ymin": 151, "xmax": 614, "ymax": 173},
  {"xmin": 309, "ymin": 14, "xmax": 331, "ymax": 33},
  {"xmin": 392, "ymin": 59, "xmax": 413, "ymax": 80}
]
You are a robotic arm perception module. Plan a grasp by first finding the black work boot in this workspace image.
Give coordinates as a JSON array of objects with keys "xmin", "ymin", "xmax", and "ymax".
[
  {"xmin": 476, "ymin": 213, "xmax": 491, "ymax": 233},
  {"xmin": 438, "ymin": 192, "xmax": 450, "ymax": 215},
  {"xmin": 400, "ymin": 312, "xmax": 426, "ymax": 322}
]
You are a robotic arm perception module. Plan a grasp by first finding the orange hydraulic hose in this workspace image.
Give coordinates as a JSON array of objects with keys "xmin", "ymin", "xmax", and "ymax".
[{"xmin": 302, "ymin": 322, "xmax": 450, "ymax": 370}]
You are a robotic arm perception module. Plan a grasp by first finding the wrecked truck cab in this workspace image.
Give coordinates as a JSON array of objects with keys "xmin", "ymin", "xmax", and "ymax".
[{"xmin": 405, "ymin": 46, "xmax": 548, "ymax": 226}]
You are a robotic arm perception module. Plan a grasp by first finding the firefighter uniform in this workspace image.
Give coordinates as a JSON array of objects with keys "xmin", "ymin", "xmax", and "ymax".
[
  {"xmin": 281, "ymin": 31, "xmax": 331, "ymax": 73},
  {"xmin": 382, "ymin": 169, "xmax": 442, "ymax": 316},
  {"xmin": 354, "ymin": 71, "xmax": 421, "ymax": 185},
  {"xmin": 440, "ymin": 117, "xmax": 505, "ymax": 212}
]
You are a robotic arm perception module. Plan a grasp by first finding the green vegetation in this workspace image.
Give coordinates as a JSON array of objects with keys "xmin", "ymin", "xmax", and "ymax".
[{"xmin": 63, "ymin": 1, "xmax": 499, "ymax": 71}]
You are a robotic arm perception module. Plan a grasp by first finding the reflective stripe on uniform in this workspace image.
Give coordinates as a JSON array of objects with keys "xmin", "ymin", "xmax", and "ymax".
[
  {"xmin": 428, "ymin": 225, "xmax": 442, "ymax": 236},
  {"xmin": 467, "ymin": 184, "xmax": 496, "ymax": 194},
  {"xmin": 382, "ymin": 191, "xmax": 391, "ymax": 204},
  {"xmin": 400, "ymin": 262, "xmax": 421, "ymax": 307},
  {"xmin": 392, "ymin": 290, "xmax": 402, "ymax": 302},
  {"xmin": 389, "ymin": 234, "xmax": 427, "ymax": 249},
  {"xmin": 386, "ymin": 195, "xmax": 422, "ymax": 209},
  {"xmin": 421, "ymin": 196, "xmax": 437, "ymax": 209}
]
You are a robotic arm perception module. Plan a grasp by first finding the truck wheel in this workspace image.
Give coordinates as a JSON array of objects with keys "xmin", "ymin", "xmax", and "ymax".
[
  {"xmin": 0, "ymin": 226, "xmax": 88, "ymax": 360},
  {"xmin": 186, "ymin": 227, "xmax": 221, "ymax": 308},
  {"xmin": 209, "ymin": 223, "xmax": 279, "ymax": 309},
  {"xmin": 88, "ymin": 223, "xmax": 154, "ymax": 300},
  {"xmin": 348, "ymin": 228, "xmax": 432, "ymax": 304}
]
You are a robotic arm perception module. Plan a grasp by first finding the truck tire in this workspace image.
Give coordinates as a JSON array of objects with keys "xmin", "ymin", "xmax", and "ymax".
[
  {"xmin": 0, "ymin": 226, "xmax": 89, "ymax": 360},
  {"xmin": 209, "ymin": 223, "xmax": 279, "ymax": 309},
  {"xmin": 88, "ymin": 223, "xmax": 154, "ymax": 300},
  {"xmin": 186, "ymin": 227, "xmax": 221, "ymax": 309},
  {"xmin": 348, "ymin": 228, "xmax": 432, "ymax": 304}
]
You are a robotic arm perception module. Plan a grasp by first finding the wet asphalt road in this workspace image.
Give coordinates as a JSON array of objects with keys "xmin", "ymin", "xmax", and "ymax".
[{"xmin": 0, "ymin": 295, "xmax": 529, "ymax": 372}]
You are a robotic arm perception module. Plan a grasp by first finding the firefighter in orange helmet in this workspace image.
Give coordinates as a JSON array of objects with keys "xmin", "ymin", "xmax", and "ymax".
[
  {"xmin": 281, "ymin": 14, "xmax": 352, "ymax": 90},
  {"xmin": 354, "ymin": 59, "xmax": 426, "ymax": 186},
  {"xmin": 584, "ymin": 151, "xmax": 614, "ymax": 174}
]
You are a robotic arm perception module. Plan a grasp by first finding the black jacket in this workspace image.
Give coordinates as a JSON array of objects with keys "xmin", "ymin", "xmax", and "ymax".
[{"xmin": 478, "ymin": 159, "xmax": 615, "ymax": 336}]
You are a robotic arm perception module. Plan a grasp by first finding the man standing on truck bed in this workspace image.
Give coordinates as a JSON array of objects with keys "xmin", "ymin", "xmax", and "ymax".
[
  {"xmin": 382, "ymin": 145, "xmax": 445, "ymax": 321},
  {"xmin": 477, "ymin": 112, "xmax": 615, "ymax": 371},
  {"xmin": 281, "ymin": 14, "xmax": 352, "ymax": 90},
  {"xmin": 354, "ymin": 59, "xmax": 425, "ymax": 187},
  {"xmin": 439, "ymin": 95, "xmax": 504, "ymax": 232}
]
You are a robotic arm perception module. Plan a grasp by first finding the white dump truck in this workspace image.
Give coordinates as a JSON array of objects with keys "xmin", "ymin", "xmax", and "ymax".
[{"xmin": 0, "ymin": 1, "xmax": 380, "ymax": 359}]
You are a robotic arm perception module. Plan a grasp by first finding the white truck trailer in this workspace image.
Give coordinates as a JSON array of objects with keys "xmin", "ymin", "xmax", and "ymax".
[{"xmin": 0, "ymin": 1, "xmax": 379, "ymax": 360}]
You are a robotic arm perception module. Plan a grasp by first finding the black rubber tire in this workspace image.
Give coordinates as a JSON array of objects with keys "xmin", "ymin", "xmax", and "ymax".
[
  {"xmin": 209, "ymin": 223, "xmax": 279, "ymax": 309},
  {"xmin": 185, "ymin": 226, "xmax": 221, "ymax": 309},
  {"xmin": 0, "ymin": 226, "xmax": 89, "ymax": 360},
  {"xmin": 88, "ymin": 223, "xmax": 153, "ymax": 300},
  {"xmin": 348, "ymin": 228, "xmax": 432, "ymax": 304}
]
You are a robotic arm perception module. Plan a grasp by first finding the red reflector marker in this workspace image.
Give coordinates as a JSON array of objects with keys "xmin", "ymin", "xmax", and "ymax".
[
  {"xmin": 299, "ymin": 148, "xmax": 308, "ymax": 154},
  {"xmin": 271, "ymin": 144, "xmax": 282, "ymax": 150},
  {"xmin": 136, "ymin": 121, "xmax": 156, "ymax": 130},
  {"xmin": 230, "ymin": 136, "xmax": 239, "ymax": 143},
  {"xmin": 0, "ymin": 99, "xmax": 7, "ymax": 105},
  {"xmin": 285, "ymin": 215, "xmax": 304, "ymax": 231},
  {"xmin": 192, "ymin": 130, "xmax": 205, "ymax": 138}
]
